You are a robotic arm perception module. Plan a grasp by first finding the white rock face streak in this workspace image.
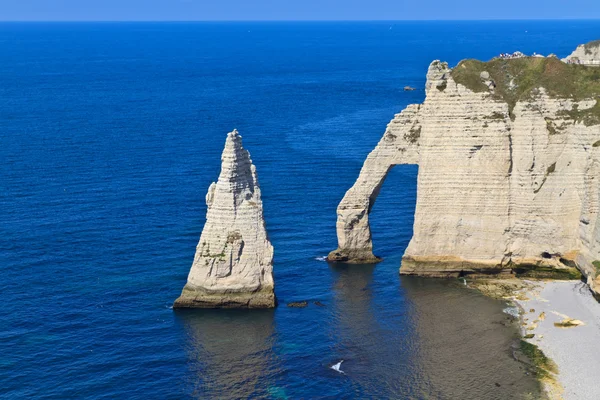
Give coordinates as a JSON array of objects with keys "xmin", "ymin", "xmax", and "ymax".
[
  {"xmin": 329, "ymin": 54, "xmax": 600, "ymax": 297},
  {"xmin": 175, "ymin": 130, "xmax": 275, "ymax": 308}
]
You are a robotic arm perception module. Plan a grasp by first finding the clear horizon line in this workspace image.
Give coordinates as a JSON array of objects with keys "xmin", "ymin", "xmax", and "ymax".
[{"xmin": 0, "ymin": 18, "xmax": 599, "ymax": 23}]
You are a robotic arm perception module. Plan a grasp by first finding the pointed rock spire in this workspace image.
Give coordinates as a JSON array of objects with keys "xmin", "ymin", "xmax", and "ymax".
[{"xmin": 174, "ymin": 129, "xmax": 275, "ymax": 308}]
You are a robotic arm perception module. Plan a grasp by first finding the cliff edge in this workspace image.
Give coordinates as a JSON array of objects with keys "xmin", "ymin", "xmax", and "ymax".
[
  {"xmin": 329, "ymin": 43, "xmax": 600, "ymax": 297},
  {"xmin": 563, "ymin": 40, "xmax": 600, "ymax": 66},
  {"xmin": 174, "ymin": 130, "xmax": 275, "ymax": 308}
]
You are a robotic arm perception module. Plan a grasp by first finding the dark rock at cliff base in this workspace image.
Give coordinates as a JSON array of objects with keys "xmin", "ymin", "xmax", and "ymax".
[{"xmin": 326, "ymin": 251, "xmax": 348, "ymax": 262}]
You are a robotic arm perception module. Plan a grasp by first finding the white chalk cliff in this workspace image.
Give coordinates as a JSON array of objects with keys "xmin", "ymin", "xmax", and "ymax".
[
  {"xmin": 329, "ymin": 49, "xmax": 600, "ymax": 297},
  {"xmin": 563, "ymin": 40, "xmax": 600, "ymax": 66},
  {"xmin": 174, "ymin": 130, "xmax": 275, "ymax": 308}
]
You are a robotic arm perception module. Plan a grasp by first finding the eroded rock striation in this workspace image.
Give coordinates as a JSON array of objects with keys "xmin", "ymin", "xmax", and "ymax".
[
  {"xmin": 329, "ymin": 45, "xmax": 600, "ymax": 296},
  {"xmin": 174, "ymin": 129, "xmax": 275, "ymax": 308}
]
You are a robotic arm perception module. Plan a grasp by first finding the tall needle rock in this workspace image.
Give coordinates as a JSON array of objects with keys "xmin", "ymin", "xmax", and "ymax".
[
  {"xmin": 329, "ymin": 41, "xmax": 600, "ymax": 297},
  {"xmin": 174, "ymin": 129, "xmax": 275, "ymax": 308}
]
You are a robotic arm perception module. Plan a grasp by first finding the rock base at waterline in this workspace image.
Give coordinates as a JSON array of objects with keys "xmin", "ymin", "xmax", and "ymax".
[
  {"xmin": 326, "ymin": 248, "xmax": 382, "ymax": 264},
  {"xmin": 174, "ymin": 285, "xmax": 276, "ymax": 309}
]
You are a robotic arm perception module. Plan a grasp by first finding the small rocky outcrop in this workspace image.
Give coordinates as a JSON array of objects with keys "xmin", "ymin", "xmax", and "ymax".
[
  {"xmin": 174, "ymin": 129, "xmax": 275, "ymax": 309},
  {"xmin": 329, "ymin": 44, "xmax": 600, "ymax": 297},
  {"xmin": 287, "ymin": 301, "xmax": 308, "ymax": 308}
]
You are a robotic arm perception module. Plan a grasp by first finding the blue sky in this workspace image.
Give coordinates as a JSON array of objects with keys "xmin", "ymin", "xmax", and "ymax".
[{"xmin": 0, "ymin": 0, "xmax": 598, "ymax": 21}]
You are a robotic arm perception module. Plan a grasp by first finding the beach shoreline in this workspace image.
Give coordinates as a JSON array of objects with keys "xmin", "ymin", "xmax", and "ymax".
[
  {"xmin": 513, "ymin": 280, "xmax": 600, "ymax": 400},
  {"xmin": 470, "ymin": 278, "xmax": 600, "ymax": 399}
]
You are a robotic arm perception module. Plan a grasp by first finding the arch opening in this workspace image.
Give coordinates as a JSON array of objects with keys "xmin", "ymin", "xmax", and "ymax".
[{"xmin": 369, "ymin": 165, "xmax": 418, "ymax": 262}]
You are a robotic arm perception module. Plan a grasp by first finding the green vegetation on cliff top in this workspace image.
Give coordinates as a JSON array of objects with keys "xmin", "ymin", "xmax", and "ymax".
[
  {"xmin": 451, "ymin": 56, "xmax": 600, "ymax": 125},
  {"xmin": 584, "ymin": 40, "xmax": 600, "ymax": 54}
]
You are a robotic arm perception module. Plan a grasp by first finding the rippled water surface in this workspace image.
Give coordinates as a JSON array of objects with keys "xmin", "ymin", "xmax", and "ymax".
[{"xmin": 2, "ymin": 21, "xmax": 600, "ymax": 399}]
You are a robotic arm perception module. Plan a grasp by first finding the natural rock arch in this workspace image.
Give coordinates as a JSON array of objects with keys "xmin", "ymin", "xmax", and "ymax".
[
  {"xmin": 326, "ymin": 106, "xmax": 420, "ymax": 263},
  {"xmin": 327, "ymin": 61, "xmax": 447, "ymax": 264},
  {"xmin": 328, "ymin": 56, "xmax": 600, "ymax": 298}
]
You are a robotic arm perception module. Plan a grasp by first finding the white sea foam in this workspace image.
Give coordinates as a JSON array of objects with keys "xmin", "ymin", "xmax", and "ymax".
[{"xmin": 502, "ymin": 306, "xmax": 519, "ymax": 318}]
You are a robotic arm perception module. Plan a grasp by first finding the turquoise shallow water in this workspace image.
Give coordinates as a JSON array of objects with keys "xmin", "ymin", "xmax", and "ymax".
[{"xmin": 2, "ymin": 21, "xmax": 599, "ymax": 399}]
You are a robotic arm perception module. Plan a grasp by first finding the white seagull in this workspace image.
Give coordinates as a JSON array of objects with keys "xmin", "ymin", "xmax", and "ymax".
[{"xmin": 331, "ymin": 360, "xmax": 345, "ymax": 374}]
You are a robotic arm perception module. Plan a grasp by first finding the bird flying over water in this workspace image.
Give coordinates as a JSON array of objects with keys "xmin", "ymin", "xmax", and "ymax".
[{"xmin": 331, "ymin": 360, "xmax": 345, "ymax": 374}]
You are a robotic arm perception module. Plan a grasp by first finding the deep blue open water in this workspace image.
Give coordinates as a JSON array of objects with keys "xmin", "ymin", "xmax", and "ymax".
[{"xmin": 2, "ymin": 21, "xmax": 600, "ymax": 399}]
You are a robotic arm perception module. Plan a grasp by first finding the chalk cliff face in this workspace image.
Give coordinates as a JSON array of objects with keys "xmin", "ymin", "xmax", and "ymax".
[
  {"xmin": 329, "ymin": 53, "xmax": 600, "ymax": 296},
  {"xmin": 174, "ymin": 130, "xmax": 275, "ymax": 308},
  {"xmin": 563, "ymin": 40, "xmax": 600, "ymax": 65}
]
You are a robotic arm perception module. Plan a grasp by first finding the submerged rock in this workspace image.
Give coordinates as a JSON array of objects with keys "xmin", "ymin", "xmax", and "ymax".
[
  {"xmin": 287, "ymin": 301, "xmax": 308, "ymax": 308},
  {"xmin": 174, "ymin": 130, "xmax": 275, "ymax": 309},
  {"xmin": 329, "ymin": 49, "xmax": 600, "ymax": 296}
]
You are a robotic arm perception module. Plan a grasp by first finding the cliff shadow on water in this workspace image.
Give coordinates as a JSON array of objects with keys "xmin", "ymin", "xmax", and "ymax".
[
  {"xmin": 174, "ymin": 309, "xmax": 280, "ymax": 399},
  {"xmin": 323, "ymin": 261, "xmax": 544, "ymax": 399},
  {"xmin": 327, "ymin": 262, "xmax": 425, "ymax": 398},
  {"xmin": 400, "ymin": 276, "xmax": 543, "ymax": 399},
  {"xmin": 325, "ymin": 161, "xmax": 543, "ymax": 398}
]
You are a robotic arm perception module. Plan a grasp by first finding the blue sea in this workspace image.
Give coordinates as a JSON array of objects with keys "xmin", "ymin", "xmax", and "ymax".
[{"xmin": 2, "ymin": 21, "xmax": 599, "ymax": 399}]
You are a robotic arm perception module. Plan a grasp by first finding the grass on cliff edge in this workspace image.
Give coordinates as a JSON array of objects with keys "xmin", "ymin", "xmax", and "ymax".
[
  {"xmin": 584, "ymin": 40, "xmax": 600, "ymax": 54},
  {"xmin": 593, "ymin": 260, "xmax": 600, "ymax": 277},
  {"xmin": 514, "ymin": 265, "xmax": 582, "ymax": 280},
  {"xmin": 451, "ymin": 56, "xmax": 600, "ymax": 125}
]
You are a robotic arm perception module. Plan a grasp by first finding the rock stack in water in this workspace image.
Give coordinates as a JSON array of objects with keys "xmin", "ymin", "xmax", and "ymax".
[{"xmin": 174, "ymin": 130, "xmax": 275, "ymax": 308}]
